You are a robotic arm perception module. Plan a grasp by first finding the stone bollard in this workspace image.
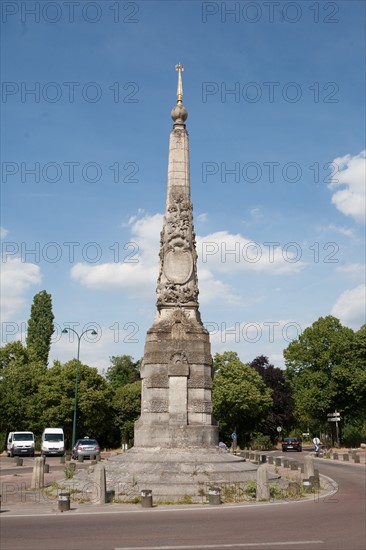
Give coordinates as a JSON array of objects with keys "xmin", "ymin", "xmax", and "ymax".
[
  {"xmin": 58, "ymin": 491, "xmax": 70, "ymax": 512},
  {"xmin": 90, "ymin": 454, "xmax": 96, "ymax": 462},
  {"xmin": 333, "ymin": 452, "xmax": 338, "ymax": 460},
  {"xmin": 343, "ymin": 453, "xmax": 349, "ymax": 461},
  {"xmin": 78, "ymin": 455, "xmax": 84, "ymax": 463},
  {"xmin": 283, "ymin": 459, "xmax": 290, "ymax": 468},
  {"xmin": 268, "ymin": 456, "xmax": 273, "ymax": 464},
  {"xmin": 302, "ymin": 479, "xmax": 313, "ymax": 493},
  {"xmin": 275, "ymin": 457, "xmax": 281, "ymax": 467},
  {"xmin": 141, "ymin": 489, "xmax": 153, "ymax": 508},
  {"xmin": 60, "ymin": 456, "xmax": 65, "ymax": 464},
  {"xmin": 208, "ymin": 487, "xmax": 221, "ymax": 505},
  {"xmin": 353, "ymin": 454, "xmax": 360, "ymax": 463},
  {"xmin": 44, "ymin": 463, "xmax": 50, "ymax": 474},
  {"xmin": 260, "ymin": 454, "xmax": 267, "ymax": 463},
  {"xmin": 31, "ymin": 457, "xmax": 45, "ymax": 489},
  {"xmin": 256, "ymin": 464, "xmax": 270, "ymax": 501},
  {"xmin": 290, "ymin": 461, "xmax": 299, "ymax": 471},
  {"xmin": 92, "ymin": 464, "xmax": 107, "ymax": 504},
  {"xmin": 309, "ymin": 475, "xmax": 319, "ymax": 491},
  {"xmin": 65, "ymin": 454, "xmax": 71, "ymax": 462},
  {"xmin": 304, "ymin": 455, "xmax": 315, "ymax": 480},
  {"xmin": 15, "ymin": 457, "xmax": 23, "ymax": 466}
]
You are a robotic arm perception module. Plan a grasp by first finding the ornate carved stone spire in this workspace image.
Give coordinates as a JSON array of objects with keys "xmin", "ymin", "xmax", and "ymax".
[{"xmin": 156, "ymin": 64, "xmax": 200, "ymax": 319}]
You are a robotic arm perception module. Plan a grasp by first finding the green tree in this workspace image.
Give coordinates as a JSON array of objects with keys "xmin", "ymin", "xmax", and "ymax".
[
  {"xmin": 0, "ymin": 341, "xmax": 45, "ymax": 434},
  {"xmin": 212, "ymin": 352, "xmax": 273, "ymax": 446},
  {"xmin": 104, "ymin": 355, "xmax": 140, "ymax": 389},
  {"xmin": 113, "ymin": 381, "xmax": 141, "ymax": 447},
  {"xmin": 284, "ymin": 315, "xmax": 364, "ymax": 434},
  {"xmin": 37, "ymin": 360, "xmax": 117, "ymax": 448},
  {"xmin": 26, "ymin": 290, "xmax": 54, "ymax": 365},
  {"xmin": 250, "ymin": 355, "xmax": 294, "ymax": 441}
]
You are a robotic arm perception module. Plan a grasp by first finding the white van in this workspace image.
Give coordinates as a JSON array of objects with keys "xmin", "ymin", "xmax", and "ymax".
[
  {"xmin": 7, "ymin": 431, "xmax": 35, "ymax": 457},
  {"xmin": 41, "ymin": 428, "xmax": 65, "ymax": 457}
]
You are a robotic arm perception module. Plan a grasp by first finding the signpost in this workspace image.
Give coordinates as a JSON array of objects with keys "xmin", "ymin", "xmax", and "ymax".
[{"xmin": 327, "ymin": 411, "xmax": 341, "ymax": 447}]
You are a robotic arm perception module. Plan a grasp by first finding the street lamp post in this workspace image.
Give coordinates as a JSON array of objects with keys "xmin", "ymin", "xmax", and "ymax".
[{"xmin": 62, "ymin": 327, "xmax": 97, "ymax": 448}]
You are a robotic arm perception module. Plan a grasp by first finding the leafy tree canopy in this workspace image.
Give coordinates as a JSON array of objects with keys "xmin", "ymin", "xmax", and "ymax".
[
  {"xmin": 284, "ymin": 315, "xmax": 365, "ymax": 429},
  {"xmin": 212, "ymin": 352, "xmax": 273, "ymax": 444},
  {"xmin": 250, "ymin": 355, "xmax": 294, "ymax": 440},
  {"xmin": 104, "ymin": 355, "xmax": 140, "ymax": 389},
  {"xmin": 26, "ymin": 290, "xmax": 54, "ymax": 366}
]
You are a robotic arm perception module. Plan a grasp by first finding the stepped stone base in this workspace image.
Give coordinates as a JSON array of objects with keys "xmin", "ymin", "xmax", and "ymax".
[{"xmin": 102, "ymin": 447, "xmax": 259, "ymax": 503}]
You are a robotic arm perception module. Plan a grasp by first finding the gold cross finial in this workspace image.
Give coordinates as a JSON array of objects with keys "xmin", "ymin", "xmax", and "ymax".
[{"xmin": 175, "ymin": 63, "xmax": 184, "ymax": 105}]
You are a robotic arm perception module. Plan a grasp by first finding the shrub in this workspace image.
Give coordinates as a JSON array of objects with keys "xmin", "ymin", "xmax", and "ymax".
[{"xmin": 249, "ymin": 433, "xmax": 272, "ymax": 450}]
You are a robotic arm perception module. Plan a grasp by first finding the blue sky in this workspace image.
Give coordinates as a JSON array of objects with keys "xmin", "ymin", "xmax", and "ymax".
[{"xmin": 1, "ymin": 0, "xmax": 365, "ymax": 370}]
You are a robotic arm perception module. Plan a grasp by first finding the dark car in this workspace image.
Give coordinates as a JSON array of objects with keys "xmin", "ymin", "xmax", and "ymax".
[
  {"xmin": 282, "ymin": 437, "xmax": 302, "ymax": 452},
  {"xmin": 72, "ymin": 438, "xmax": 101, "ymax": 459}
]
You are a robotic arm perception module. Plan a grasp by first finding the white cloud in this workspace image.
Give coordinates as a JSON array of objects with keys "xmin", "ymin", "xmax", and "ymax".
[
  {"xmin": 328, "ymin": 150, "xmax": 366, "ymax": 224},
  {"xmin": 336, "ymin": 263, "xmax": 365, "ymax": 278},
  {"xmin": 197, "ymin": 231, "xmax": 305, "ymax": 274},
  {"xmin": 0, "ymin": 227, "xmax": 9, "ymax": 239},
  {"xmin": 318, "ymin": 224, "xmax": 354, "ymax": 238},
  {"xmin": 71, "ymin": 214, "xmax": 163, "ymax": 297},
  {"xmin": 250, "ymin": 208, "xmax": 264, "ymax": 222},
  {"xmin": 197, "ymin": 212, "xmax": 208, "ymax": 223},
  {"xmin": 0, "ymin": 258, "xmax": 42, "ymax": 322},
  {"xmin": 331, "ymin": 284, "xmax": 366, "ymax": 328},
  {"xmin": 71, "ymin": 215, "xmax": 305, "ymax": 307}
]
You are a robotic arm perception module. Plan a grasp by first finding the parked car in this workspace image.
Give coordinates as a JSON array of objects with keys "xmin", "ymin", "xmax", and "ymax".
[
  {"xmin": 282, "ymin": 437, "xmax": 302, "ymax": 452},
  {"xmin": 72, "ymin": 438, "xmax": 101, "ymax": 459}
]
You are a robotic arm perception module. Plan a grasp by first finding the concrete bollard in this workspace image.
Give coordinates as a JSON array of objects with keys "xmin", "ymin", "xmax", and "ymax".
[
  {"xmin": 31, "ymin": 457, "xmax": 45, "ymax": 489},
  {"xmin": 65, "ymin": 454, "xmax": 71, "ymax": 462},
  {"xmin": 208, "ymin": 487, "xmax": 221, "ymax": 505},
  {"xmin": 92, "ymin": 464, "xmax": 107, "ymax": 504},
  {"xmin": 268, "ymin": 456, "xmax": 273, "ymax": 464},
  {"xmin": 15, "ymin": 457, "xmax": 23, "ymax": 466},
  {"xmin": 290, "ymin": 461, "xmax": 299, "ymax": 470},
  {"xmin": 304, "ymin": 455, "xmax": 315, "ymax": 480},
  {"xmin": 353, "ymin": 454, "xmax": 360, "ymax": 463},
  {"xmin": 333, "ymin": 452, "xmax": 338, "ymax": 460},
  {"xmin": 58, "ymin": 492, "xmax": 70, "ymax": 512},
  {"xmin": 302, "ymin": 479, "xmax": 313, "ymax": 493},
  {"xmin": 78, "ymin": 455, "xmax": 84, "ymax": 463},
  {"xmin": 141, "ymin": 489, "xmax": 153, "ymax": 508},
  {"xmin": 60, "ymin": 456, "xmax": 65, "ymax": 464},
  {"xmin": 275, "ymin": 457, "xmax": 281, "ymax": 467},
  {"xmin": 260, "ymin": 454, "xmax": 267, "ymax": 463},
  {"xmin": 256, "ymin": 464, "xmax": 270, "ymax": 501},
  {"xmin": 44, "ymin": 463, "xmax": 50, "ymax": 474},
  {"xmin": 343, "ymin": 453, "xmax": 349, "ymax": 461},
  {"xmin": 283, "ymin": 459, "xmax": 290, "ymax": 468}
]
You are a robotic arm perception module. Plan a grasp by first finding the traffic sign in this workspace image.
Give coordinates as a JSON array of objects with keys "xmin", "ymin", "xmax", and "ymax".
[
  {"xmin": 231, "ymin": 433, "xmax": 237, "ymax": 440},
  {"xmin": 276, "ymin": 427, "xmax": 282, "ymax": 432},
  {"xmin": 327, "ymin": 412, "xmax": 340, "ymax": 417},
  {"xmin": 328, "ymin": 417, "xmax": 341, "ymax": 422}
]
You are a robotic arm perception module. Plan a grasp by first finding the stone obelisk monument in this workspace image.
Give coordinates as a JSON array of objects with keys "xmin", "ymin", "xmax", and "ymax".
[
  {"xmin": 134, "ymin": 64, "xmax": 218, "ymax": 448},
  {"xmin": 99, "ymin": 67, "xmax": 259, "ymax": 502}
]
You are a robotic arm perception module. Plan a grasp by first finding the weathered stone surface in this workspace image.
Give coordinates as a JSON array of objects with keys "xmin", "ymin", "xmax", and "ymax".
[
  {"xmin": 31, "ymin": 457, "xmax": 44, "ymax": 489},
  {"xmin": 256, "ymin": 465, "xmax": 270, "ymax": 501}
]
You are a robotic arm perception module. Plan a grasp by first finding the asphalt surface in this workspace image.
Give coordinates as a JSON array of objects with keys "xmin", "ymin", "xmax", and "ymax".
[{"xmin": 0, "ymin": 451, "xmax": 365, "ymax": 550}]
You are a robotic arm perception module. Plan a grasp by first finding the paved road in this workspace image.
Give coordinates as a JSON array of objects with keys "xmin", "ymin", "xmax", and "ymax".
[{"xmin": 1, "ymin": 455, "xmax": 365, "ymax": 550}]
